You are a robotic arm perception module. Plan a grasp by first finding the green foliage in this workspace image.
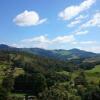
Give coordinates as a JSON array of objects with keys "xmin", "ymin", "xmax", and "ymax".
[
  {"xmin": 83, "ymin": 86, "xmax": 100, "ymax": 100},
  {"xmin": 2, "ymin": 76, "xmax": 14, "ymax": 92},
  {"xmin": 0, "ymin": 50, "xmax": 100, "ymax": 100},
  {"xmin": 39, "ymin": 84, "xmax": 68, "ymax": 100},
  {"xmin": 0, "ymin": 86, "xmax": 9, "ymax": 100},
  {"xmin": 69, "ymin": 95, "xmax": 81, "ymax": 100},
  {"xmin": 46, "ymin": 72, "xmax": 70, "ymax": 87},
  {"xmin": 14, "ymin": 72, "xmax": 47, "ymax": 95},
  {"xmin": 85, "ymin": 65, "xmax": 100, "ymax": 84},
  {"xmin": 86, "ymin": 65, "xmax": 100, "ymax": 73},
  {"xmin": 74, "ymin": 71, "xmax": 87, "ymax": 86}
]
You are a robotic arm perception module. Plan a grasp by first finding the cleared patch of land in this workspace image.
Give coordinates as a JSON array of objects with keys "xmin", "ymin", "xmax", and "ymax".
[{"xmin": 85, "ymin": 65, "xmax": 100, "ymax": 84}]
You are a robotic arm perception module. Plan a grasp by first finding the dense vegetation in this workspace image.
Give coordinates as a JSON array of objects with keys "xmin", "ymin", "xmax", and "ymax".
[{"xmin": 0, "ymin": 50, "xmax": 100, "ymax": 100}]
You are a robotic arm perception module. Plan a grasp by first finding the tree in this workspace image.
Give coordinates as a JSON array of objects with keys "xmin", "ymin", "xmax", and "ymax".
[
  {"xmin": 0, "ymin": 86, "xmax": 8, "ymax": 100},
  {"xmin": 2, "ymin": 75, "xmax": 14, "ymax": 92},
  {"xmin": 14, "ymin": 72, "xmax": 47, "ymax": 96},
  {"xmin": 74, "ymin": 71, "xmax": 87, "ymax": 86},
  {"xmin": 39, "ymin": 84, "xmax": 68, "ymax": 100},
  {"xmin": 69, "ymin": 95, "xmax": 81, "ymax": 100},
  {"xmin": 83, "ymin": 86, "xmax": 100, "ymax": 100}
]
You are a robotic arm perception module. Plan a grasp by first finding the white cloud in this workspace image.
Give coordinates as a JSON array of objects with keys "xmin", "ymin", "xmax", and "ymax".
[
  {"xmin": 75, "ymin": 15, "xmax": 88, "ymax": 20},
  {"xmin": 13, "ymin": 35, "xmax": 75, "ymax": 48},
  {"xmin": 21, "ymin": 35, "xmax": 50, "ymax": 48},
  {"xmin": 58, "ymin": 0, "xmax": 95, "ymax": 20},
  {"xmin": 75, "ymin": 30, "xmax": 89, "ymax": 35},
  {"xmin": 81, "ymin": 12, "xmax": 100, "ymax": 28},
  {"xmin": 52, "ymin": 35, "xmax": 75, "ymax": 43},
  {"xmin": 11, "ymin": 35, "xmax": 100, "ymax": 53},
  {"xmin": 67, "ymin": 15, "xmax": 88, "ymax": 27},
  {"xmin": 13, "ymin": 10, "xmax": 47, "ymax": 27},
  {"xmin": 72, "ymin": 41, "xmax": 100, "ymax": 53},
  {"xmin": 67, "ymin": 20, "xmax": 81, "ymax": 27},
  {"xmin": 79, "ymin": 41, "xmax": 97, "ymax": 44},
  {"xmin": 37, "ymin": 19, "xmax": 47, "ymax": 25},
  {"xmin": 78, "ymin": 46, "xmax": 100, "ymax": 53},
  {"xmin": 22, "ymin": 35, "xmax": 50, "ymax": 43},
  {"xmin": 72, "ymin": 40, "xmax": 97, "ymax": 45},
  {"xmin": 22, "ymin": 35, "xmax": 75, "ymax": 45}
]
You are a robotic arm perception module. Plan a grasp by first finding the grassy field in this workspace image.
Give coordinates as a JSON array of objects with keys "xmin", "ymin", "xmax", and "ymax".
[
  {"xmin": 57, "ymin": 65, "xmax": 100, "ymax": 85},
  {"xmin": 13, "ymin": 68, "xmax": 25, "ymax": 77},
  {"xmin": 86, "ymin": 65, "xmax": 100, "ymax": 73},
  {"xmin": 56, "ymin": 71, "xmax": 69, "ymax": 75},
  {"xmin": 85, "ymin": 65, "xmax": 100, "ymax": 84}
]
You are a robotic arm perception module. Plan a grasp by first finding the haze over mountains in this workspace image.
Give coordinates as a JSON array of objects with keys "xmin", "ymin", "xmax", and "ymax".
[{"xmin": 0, "ymin": 44, "xmax": 99, "ymax": 61}]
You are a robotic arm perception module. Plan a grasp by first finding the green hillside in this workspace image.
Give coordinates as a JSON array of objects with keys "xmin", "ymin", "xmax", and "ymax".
[
  {"xmin": 0, "ymin": 50, "xmax": 100, "ymax": 100},
  {"xmin": 85, "ymin": 65, "xmax": 100, "ymax": 84},
  {"xmin": 86, "ymin": 65, "xmax": 100, "ymax": 73}
]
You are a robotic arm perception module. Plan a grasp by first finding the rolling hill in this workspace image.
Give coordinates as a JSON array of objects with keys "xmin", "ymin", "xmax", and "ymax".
[{"xmin": 0, "ymin": 44, "xmax": 99, "ymax": 61}]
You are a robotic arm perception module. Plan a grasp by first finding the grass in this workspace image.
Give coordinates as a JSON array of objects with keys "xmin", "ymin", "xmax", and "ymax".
[
  {"xmin": 14, "ymin": 68, "xmax": 25, "ymax": 77},
  {"xmin": 56, "ymin": 71, "xmax": 69, "ymax": 75},
  {"xmin": 57, "ymin": 65, "xmax": 100, "ymax": 85},
  {"xmin": 10, "ymin": 93, "xmax": 26, "ymax": 97},
  {"xmin": 85, "ymin": 65, "xmax": 100, "ymax": 84},
  {"xmin": 86, "ymin": 65, "xmax": 100, "ymax": 73}
]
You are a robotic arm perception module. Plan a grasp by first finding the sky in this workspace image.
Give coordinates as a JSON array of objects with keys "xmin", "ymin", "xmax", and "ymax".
[{"xmin": 0, "ymin": 0, "xmax": 100, "ymax": 53}]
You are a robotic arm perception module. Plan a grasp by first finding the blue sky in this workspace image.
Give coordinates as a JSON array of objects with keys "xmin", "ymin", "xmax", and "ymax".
[{"xmin": 0, "ymin": 0, "xmax": 100, "ymax": 52}]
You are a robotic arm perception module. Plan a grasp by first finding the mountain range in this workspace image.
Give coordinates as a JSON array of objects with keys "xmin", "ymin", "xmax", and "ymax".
[{"xmin": 0, "ymin": 44, "xmax": 99, "ymax": 61}]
